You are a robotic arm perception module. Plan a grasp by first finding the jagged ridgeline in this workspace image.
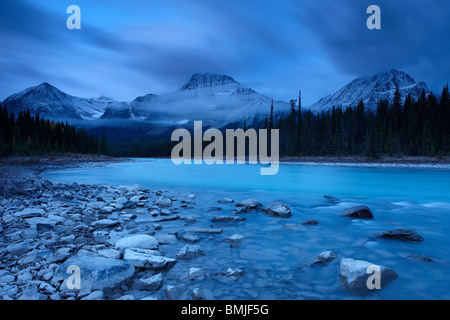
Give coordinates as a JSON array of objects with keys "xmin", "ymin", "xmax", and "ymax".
[
  {"xmin": 1, "ymin": 70, "xmax": 449, "ymax": 158},
  {"xmin": 0, "ymin": 106, "xmax": 106, "ymax": 156}
]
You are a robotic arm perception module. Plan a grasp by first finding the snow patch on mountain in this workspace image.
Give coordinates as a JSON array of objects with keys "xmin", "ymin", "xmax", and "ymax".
[
  {"xmin": 127, "ymin": 73, "xmax": 289, "ymax": 126},
  {"xmin": 2, "ymin": 83, "xmax": 109, "ymax": 120},
  {"xmin": 310, "ymin": 70, "xmax": 430, "ymax": 112}
]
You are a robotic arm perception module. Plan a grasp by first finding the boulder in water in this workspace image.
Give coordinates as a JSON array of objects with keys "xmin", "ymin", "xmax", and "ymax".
[
  {"xmin": 343, "ymin": 205, "xmax": 374, "ymax": 219},
  {"xmin": 378, "ymin": 229, "xmax": 424, "ymax": 242},
  {"xmin": 262, "ymin": 201, "xmax": 292, "ymax": 218},
  {"xmin": 339, "ymin": 258, "xmax": 398, "ymax": 295}
]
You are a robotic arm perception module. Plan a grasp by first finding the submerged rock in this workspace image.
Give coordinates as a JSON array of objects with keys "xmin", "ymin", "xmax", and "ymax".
[
  {"xmin": 262, "ymin": 201, "xmax": 292, "ymax": 218},
  {"xmin": 154, "ymin": 197, "xmax": 172, "ymax": 208},
  {"xmin": 303, "ymin": 220, "xmax": 319, "ymax": 225},
  {"xmin": 339, "ymin": 258, "xmax": 398, "ymax": 295},
  {"xmin": 407, "ymin": 254, "xmax": 433, "ymax": 262},
  {"xmin": 212, "ymin": 216, "xmax": 246, "ymax": 223},
  {"xmin": 225, "ymin": 234, "xmax": 245, "ymax": 248},
  {"xmin": 176, "ymin": 245, "xmax": 205, "ymax": 260},
  {"xmin": 315, "ymin": 251, "xmax": 338, "ymax": 264},
  {"xmin": 180, "ymin": 233, "xmax": 200, "ymax": 243},
  {"xmin": 225, "ymin": 234, "xmax": 245, "ymax": 243},
  {"xmin": 191, "ymin": 288, "xmax": 206, "ymax": 300},
  {"xmin": 155, "ymin": 234, "xmax": 178, "ymax": 245},
  {"xmin": 134, "ymin": 273, "xmax": 163, "ymax": 290},
  {"xmin": 217, "ymin": 198, "xmax": 234, "ymax": 204},
  {"xmin": 182, "ymin": 216, "xmax": 197, "ymax": 223},
  {"xmin": 165, "ymin": 284, "xmax": 188, "ymax": 300},
  {"xmin": 378, "ymin": 229, "xmax": 424, "ymax": 242},
  {"xmin": 343, "ymin": 205, "xmax": 374, "ymax": 219},
  {"xmin": 193, "ymin": 228, "xmax": 222, "ymax": 234},
  {"xmin": 152, "ymin": 215, "xmax": 180, "ymax": 223},
  {"xmin": 219, "ymin": 268, "xmax": 244, "ymax": 281},
  {"xmin": 324, "ymin": 195, "xmax": 340, "ymax": 203},
  {"xmin": 188, "ymin": 267, "xmax": 205, "ymax": 280}
]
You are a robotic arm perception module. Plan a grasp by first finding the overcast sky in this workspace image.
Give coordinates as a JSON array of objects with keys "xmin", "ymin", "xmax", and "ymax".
[{"xmin": 1, "ymin": 0, "xmax": 449, "ymax": 106}]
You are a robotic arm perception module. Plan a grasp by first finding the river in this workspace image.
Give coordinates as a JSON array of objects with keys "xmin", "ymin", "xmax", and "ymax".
[{"xmin": 43, "ymin": 158, "xmax": 450, "ymax": 299}]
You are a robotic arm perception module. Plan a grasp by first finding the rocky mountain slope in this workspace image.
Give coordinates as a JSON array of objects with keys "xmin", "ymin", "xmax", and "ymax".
[{"xmin": 310, "ymin": 70, "xmax": 430, "ymax": 112}]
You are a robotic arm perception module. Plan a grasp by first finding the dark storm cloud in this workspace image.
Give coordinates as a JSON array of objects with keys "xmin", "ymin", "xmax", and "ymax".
[
  {"xmin": 1, "ymin": 0, "xmax": 309, "ymax": 101},
  {"xmin": 295, "ymin": 0, "xmax": 450, "ymax": 91},
  {"xmin": 1, "ymin": 0, "xmax": 449, "ymax": 105},
  {"xmin": 0, "ymin": 1, "xmax": 57, "ymax": 40}
]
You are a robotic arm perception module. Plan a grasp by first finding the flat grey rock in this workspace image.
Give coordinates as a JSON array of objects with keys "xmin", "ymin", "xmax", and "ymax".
[
  {"xmin": 123, "ymin": 248, "xmax": 176, "ymax": 270},
  {"xmin": 114, "ymin": 234, "xmax": 159, "ymax": 251},
  {"xmin": 58, "ymin": 256, "xmax": 135, "ymax": 292},
  {"xmin": 15, "ymin": 207, "xmax": 46, "ymax": 219},
  {"xmin": 155, "ymin": 234, "xmax": 178, "ymax": 245}
]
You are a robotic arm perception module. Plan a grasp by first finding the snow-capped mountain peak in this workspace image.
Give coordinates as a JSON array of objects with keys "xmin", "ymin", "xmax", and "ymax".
[
  {"xmin": 13, "ymin": 82, "xmax": 67, "ymax": 101},
  {"xmin": 2, "ymin": 82, "xmax": 110, "ymax": 121},
  {"xmin": 130, "ymin": 73, "xmax": 285, "ymax": 126},
  {"xmin": 181, "ymin": 73, "xmax": 238, "ymax": 90},
  {"xmin": 310, "ymin": 70, "xmax": 430, "ymax": 112},
  {"xmin": 180, "ymin": 73, "xmax": 257, "ymax": 97}
]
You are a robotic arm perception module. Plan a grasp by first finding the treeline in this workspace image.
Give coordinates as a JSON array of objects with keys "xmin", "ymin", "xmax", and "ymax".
[
  {"xmin": 3, "ymin": 85, "xmax": 448, "ymax": 159},
  {"xmin": 265, "ymin": 85, "xmax": 450, "ymax": 158},
  {"xmin": 0, "ymin": 106, "xmax": 106, "ymax": 156}
]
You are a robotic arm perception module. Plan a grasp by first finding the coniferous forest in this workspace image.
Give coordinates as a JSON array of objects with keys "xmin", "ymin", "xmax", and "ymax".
[
  {"xmin": 269, "ymin": 85, "xmax": 450, "ymax": 158},
  {"xmin": 0, "ymin": 106, "xmax": 105, "ymax": 156},
  {"xmin": 1, "ymin": 85, "xmax": 449, "ymax": 159}
]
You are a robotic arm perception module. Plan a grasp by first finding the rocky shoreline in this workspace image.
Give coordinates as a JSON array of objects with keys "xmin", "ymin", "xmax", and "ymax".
[
  {"xmin": 1, "ymin": 156, "xmax": 257, "ymax": 300},
  {"xmin": 0, "ymin": 156, "xmax": 431, "ymax": 300},
  {"xmin": 280, "ymin": 155, "xmax": 450, "ymax": 164},
  {"xmin": 0, "ymin": 155, "xmax": 129, "ymax": 197}
]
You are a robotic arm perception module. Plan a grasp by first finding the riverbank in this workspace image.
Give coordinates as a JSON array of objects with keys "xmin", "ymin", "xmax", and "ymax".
[
  {"xmin": 280, "ymin": 155, "xmax": 450, "ymax": 164},
  {"xmin": 280, "ymin": 155, "xmax": 450, "ymax": 169},
  {"xmin": 0, "ymin": 155, "xmax": 256, "ymax": 300},
  {"xmin": 0, "ymin": 154, "xmax": 130, "ymax": 197}
]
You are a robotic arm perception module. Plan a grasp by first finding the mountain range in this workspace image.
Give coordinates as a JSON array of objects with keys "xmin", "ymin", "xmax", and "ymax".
[
  {"xmin": 1, "ymin": 74, "xmax": 291, "ymax": 129},
  {"xmin": 310, "ymin": 70, "xmax": 430, "ymax": 112},
  {"xmin": 1, "ymin": 70, "xmax": 432, "ymax": 131}
]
